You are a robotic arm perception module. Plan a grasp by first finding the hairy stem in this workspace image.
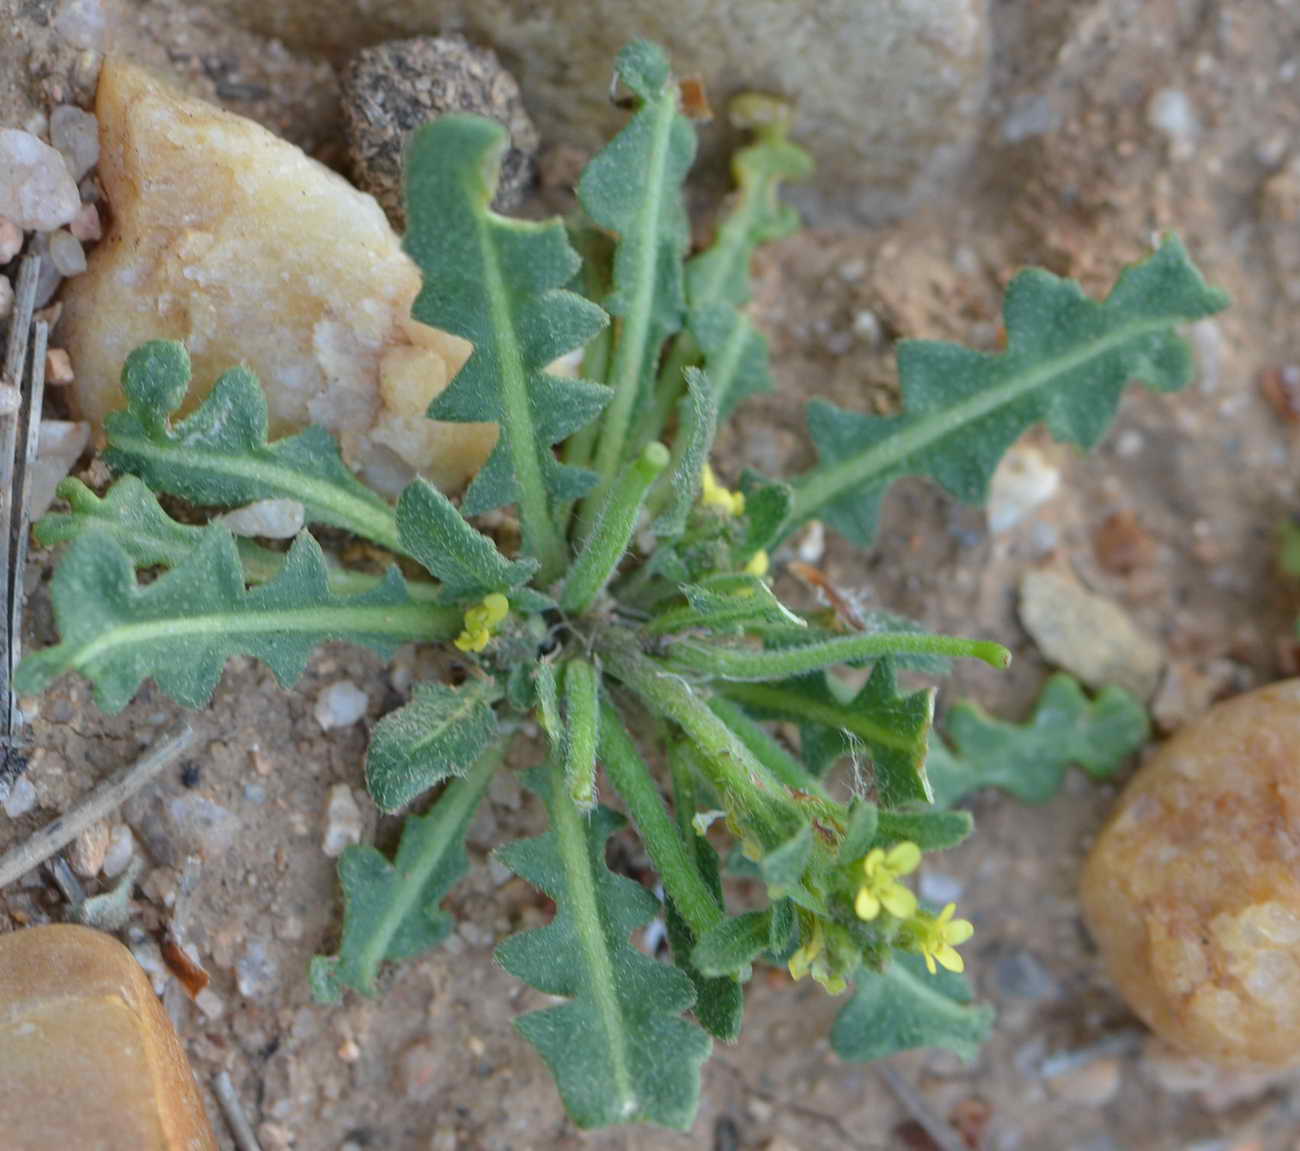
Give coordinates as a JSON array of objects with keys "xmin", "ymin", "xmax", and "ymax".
[
  {"xmin": 706, "ymin": 696, "xmax": 829, "ymax": 800},
  {"xmin": 563, "ymin": 658, "xmax": 600, "ymax": 811}
]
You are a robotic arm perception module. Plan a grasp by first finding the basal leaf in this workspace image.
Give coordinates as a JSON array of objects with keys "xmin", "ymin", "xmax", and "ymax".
[
  {"xmin": 396, "ymin": 477, "xmax": 537, "ymax": 602},
  {"xmin": 718, "ymin": 658, "xmax": 936, "ymax": 807},
  {"xmin": 366, "ymin": 679, "xmax": 501, "ymax": 812},
  {"xmin": 405, "ymin": 115, "xmax": 610, "ymax": 580},
  {"xmin": 104, "ymin": 341, "xmax": 401, "ymax": 552},
  {"xmin": 831, "ymin": 951, "xmax": 993, "ymax": 1063},
  {"xmin": 495, "ymin": 762, "xmax": 710, "ymax": 1129},
  {"xmin": 311, "ymin": 745, "xmax": 502, "ymax": 1002},
  {"xmin": 928, "ymin": 673, "xmax": 1149, "ymax": 808},
  {"xmin": 577, "ymin": 40, "xmax": 696, "ymax": 530},
  {"xmin": 791, "ymin": 237, "xmax": 1229, "ymax": 545},
  {"xmin": 15, "ymin": 527, "xmax": 457, "ymax": 713}
]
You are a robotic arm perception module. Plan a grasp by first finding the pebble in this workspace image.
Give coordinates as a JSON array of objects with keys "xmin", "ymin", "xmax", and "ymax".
[
  {"xmin": 68, "ymin": 819, "xmax": 110, "ymax": 877},
  {"xmin": 795, "ymin": 519, "xmax": 826, "ymax": 565},
  {"xmin": 0, "ymin": 275, "xmax": 12, "ymax": 322},
  {"xmin": 166, "ymin": 793, "xmax": 240, "ymax": 858},
  {"xmin": 315, "ymin": 680, "xmax": 369, "ymax": 730},
  {"xmin": 1044, "ymin": 1056, "xmax": 1121, "ymax": 1106},
  {"xmin": 29, "ymin": 419, "xmax": 91, "ymax": 518},
  {"xmin": 1019, "ymin": 567, "xmax": 1164, "ymax": 700},
  {"xmin": 101, "ymin": 824, "xmax": 136, "ymax": 878},
  {"xmin": 1147, "ymin": 88, "xmax": 1200, "ymax": 160},
  {"xmin": 987, "ymin": 444, "xmax": 1060, "ymax": 533},
  {"xmin": 852, "ymin": 309, "xmax": 883, "ymax": 346},
  {"xmin": 1092, "ymin": 509, "xmax": 1155, "ymax": 576},
  {"xmin": 322, "ymin": 784, "xmax": 364, "ymax": 857},
  {"xmin": 1190, "ymin": 318, "xmax": 1222, "ymax": 393},
  {"xmin": 44, "ymin": 348, "xmax": 75, "ymax": 385},
  {"xmin": 0, "ymin": 217, "xmax": 22, "ymax": 262},
  {"xmin": 993, "ymin": 948, "xmax": 1062, "ymax": 1001},
  {"xmin": 49, "ymin": 106, "xmax": 99, "ymax": 182},
  {"xmin": 68, "ymin": 201, "xmax": 101, "ymax": 243},
  {"xmin": 54, "ymin": 0, "xmax": 110, "ymax": 51},
  {"xmin": 48, "ymin": 229, "xmax": 86, "ymax": 276},
  {"xmin": 236, "ymin": 938, "xmax": 280, "ymax": 999},
  {"xmin": 217, "ymin": 498, "xmax": 306, "ymax": 539},
  {"xmin": 398, "ymin": 1039, "xmax": 439, "ymax": 1100},
  {"xmin": 3, "ymin": 775, "xmax": 37, "ymax": 818},
  {"xmin": 0, "ymin": 130, "xmax": 82, "ymax": 232},
  {"xmin": 194, "ymin": 987, "xmax": 225, "ymax": 1020}
]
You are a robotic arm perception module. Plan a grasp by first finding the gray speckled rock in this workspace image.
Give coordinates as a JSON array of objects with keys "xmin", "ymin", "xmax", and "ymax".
[{"xmin": 195, "ymin": 0, "xmax": 992, "ymax": 225}]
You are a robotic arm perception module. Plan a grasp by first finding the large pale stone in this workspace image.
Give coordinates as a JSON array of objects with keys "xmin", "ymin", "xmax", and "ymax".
[
  {"xmin": 194, "ymin": 0, "xmax": 991, "ymax": 225},
  {"xmin": 60, "ymin": 58, "xmax": 496, "ymax": 495},
  {"xmin": 1082, "ymin": 681, "xmax": 1300, "ymax": 1066}
]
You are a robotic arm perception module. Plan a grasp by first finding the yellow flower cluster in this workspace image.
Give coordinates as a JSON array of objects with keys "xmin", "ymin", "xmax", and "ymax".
[
  {"xmin": 700, "ymin": 464, "xmax": 745, "ymax": 516},
  {"xmin": 454, "ymin": 593, "xmax": 510, "ymax": 653},
  {"xmin": 909, "ymin": 903, "xmax": 974, "ymax": 975}
]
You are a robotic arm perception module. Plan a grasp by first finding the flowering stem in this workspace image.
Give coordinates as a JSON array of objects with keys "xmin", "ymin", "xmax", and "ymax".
[
  {"xmin": 664, "ymin": 631, "xmax": 1011, "ymax": 681},
  {"xmin": 561, "ymin": 442, "xmax": 670, "ymax": 615},
  {"xmin": 563, "ymin": 658, "xmax": 600, "ymax": 811}
]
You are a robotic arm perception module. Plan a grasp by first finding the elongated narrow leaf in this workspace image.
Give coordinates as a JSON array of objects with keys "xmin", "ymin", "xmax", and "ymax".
[
  {"xmin": 405, "ymin": 117, "xmax": 609, "ymax": 578},
  {"xmin": 366, "ymin": 679, "xmax": 501, "ymax": 812},
  {"xmin": 104, "ymin": 341, "xmax": 401, "ymax": 552},
  {"xmin": 928, "ymin": 673, "xmax": 1149, "ymax": 808},
  {"xmin": 691, "ymin": 910, "xmax": 770, "ymax": 978},
  {"xmin": 652, "ymin": 367, "xmax": 717, "ymax": 539},
  {"xmin": 648, "ymin": 572, "xmax": 804, "ymax": 636},
  {"xmin": 15, "ymin": 527, "xmax": 455, "ymax": 712},
  {"xmin": 311, "ymin": 745, "xmax": 501, "ymax": 1002},
  {"xmin": 578, "ymin": 40, "xmax": 696, "ymax": 517},
  {"xmin": 495, "ymin": 764, "xmax": 710, "ymax": 1130},
  {"xmin": 832, "ymin": 952, "xmax": 993, "ymax": 1063},
  {"xmin": 791, "ymin": 237, "xmax": 1229, "ymax": 545},
  {"xmin": 396, "ymin": 478, "xmax": 536, "ymax": 601},
  {"xmin": 719, "ymin": 658, "xmax": 935, "ymax": 807}
]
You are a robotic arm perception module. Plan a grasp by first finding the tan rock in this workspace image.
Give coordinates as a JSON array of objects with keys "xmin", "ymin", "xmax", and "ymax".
[
  {"xmin": 60, "ymin": 57, "xmax": 496, "ymax": 496},
  {"xmin": 1082, "ymin": 681, "xmax": 1300, "ymax": 1066}
]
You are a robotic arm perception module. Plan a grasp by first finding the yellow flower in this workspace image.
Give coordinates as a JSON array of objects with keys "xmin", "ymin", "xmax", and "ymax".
[
  {"xmin": 700, "ymin": 464, "xmax": 745, "ymax": 516},
  {"xmin": 786, "ymin": 918, "xmax": 846, "ymax": 995},
  {"xmin": 909, "ymin": 902, "xmax": 975, "ymax": 975},
  {"xmin": 743, "ymin": 549, "xmax": 770, "ymax": 577},
  {"xmin": 853, "ymin": 841, "xmax": 921, "ymax": 922},
  {"xmin": 454, "ymin": 593, "xmax": 510, "ymax": 653}
]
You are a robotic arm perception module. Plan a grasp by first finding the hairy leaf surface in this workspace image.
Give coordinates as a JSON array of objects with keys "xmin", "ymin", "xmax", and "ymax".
[
  {"xmin": 495, "ymin": 764, "xmax": 710, "ymax": 1129},
  {"xmin": 928, "ymin": 673, "xmax": 1149, "ymax": 807},
  {"xmin": 792, "ymin": 238, "xmax": 1229, "ymax": 545}
]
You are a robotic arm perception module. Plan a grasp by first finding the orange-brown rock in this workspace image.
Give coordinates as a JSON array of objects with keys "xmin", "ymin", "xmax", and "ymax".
[
  {"xmin": 1082, "ymin": 680, "xmax": 1300, "ymax": 1065},
  {"xmin": 0, "ymin": 924, "xmax": 217, "ymax": 1149}
]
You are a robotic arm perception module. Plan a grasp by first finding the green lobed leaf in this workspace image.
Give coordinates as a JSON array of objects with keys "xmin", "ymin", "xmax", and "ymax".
[
  {"xmin": 311, "ymin": 745, "xmax": 502, "ymax": 1002},
  {"xmin": 927, "ymin": 673, "xmax": 1149, "ymax": 808},
  {"xmin": 36, "ymin": 476, "xmax": 205, "ymax": 568},
  {"xmin": 651, "ymin": 367, "xmax": 718, "ymax": 539},
  {"xmin": 791, "ymin": 237, "xmax": 1230, "ymax": 546},
  {"xmin": 718, "ymin": 658, "xmax": 936, "ymax": 807},
  {"xmin": 495, "ymin": 762, "xmax": 711, "ymax": 1130},
  {"xmin": 831, "ymin": 951, "xmax": 994, "ymax": 1063},
  {"xmin": 872, "ymin": 809, "xmax": 973, "ymax": 853},
  {"xmin": 15, "ymin": 527, "xmax": 456, "ymax": 713},
  {"xmin": 396, "ymin": 477, "xmax": 537, "ymax": 602},
  {"xmin": 365, "ymin": 679, "xmax": 501, "ymax": 812},
  {"xmin": 577, "ymin": 40, "xmax": 696, "ymax": 529},
  {"xmin": 738, "ymin": 473, "xmax": 794, "ymax": 559},
  {"xmin": 405, "ymin": 115, "xmax": 610, "ymax": 579},
  {"xmin": 104, "ymin": 341, "xmax": 401, "ymax": 551}
]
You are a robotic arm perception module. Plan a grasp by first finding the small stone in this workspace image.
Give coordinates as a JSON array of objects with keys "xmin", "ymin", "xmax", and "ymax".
[
  {"xmin": 315, "ymin": 681, "xmax": 369, "ymax": 730},
  {"xmin": 236, "ymin": 938, "xmax": 280, "ymax": 999},
  {"xmin": 1046, "ymin": 1057, "xmax": 1121, "ymax": 1106},
  {"xmin": 795, "ymin": 519, "xmax": 826, "ymax": 565},
  {"xmin": 47, "ymin": 230, "xmax": 86, "ymax": 277},
  {"xmin": 0, "ymin": 217, "xmax": 22, "ymax": 263},
  {"xmin": 1019, "ymin": 567, "xmax": 1164, "ymax": 700},
  {"xmin": 1150, "ymin": 659, "xmax": 1240, "ymax": 734},
  {"xmin": 1148, "ymin": 88, "xmax": 1200, "ymax": 160},
  {"xmin": 3, "ymin": 775, "xmax": 37, "ymax": 818},
  {"xmin": 0, "ymin": 276, "xmax": 12, "ymax": 322},
  {"xmin": 194, "ymin": 987, "xmax": 225, "ymax": 1020},
  {"xmin": 29, "ymin": 420, "xmax": 91, "ymax": 518},
  {"xmin": 217, "ymin": 499, "xmax": 306, "ymax": 539},
  {"xmin": 68, "ymin": 820, "xmax": 111, "ymax": 878},
  {"xmin": 101, "ymin": 824, "xmax": 135, "ymax": 878},
  {"xmin": 0, "ymin": 130, "xmax": 81, "ymax": 233},
  {"xmin": 398, "ymin": 1040, "xmax": 438, "ymax": 1100},
  {"xmin": 987, "ymin": 444, "xmax": 1059, "ymax": 533},
  {"xmin": 322, "ymin": 784, "xmax": 364, "ymax": 857},
  {"xmin": 852, "ymin": 309, "xmax": 883, "ymax": 346},
  {"xmin": 50, "ymin": 106, "xmax": 100, "ymax": 183},
  {"xmin": 993, "ymin": 948, "xmax": 1062, "ymax": 1001},
  {"xmin": 55, "ymin": 0, "xmax": 109, "ymax": 51},
  {"xmin": 68, "ymin": 202, "xmax": 101, "ymax": 243},
  {"xmin": 166, "ymin": 793, "xmax": 240, "ymax": 859},
  {"xmin": 340, "ymin": 35, "xmax": 539, "ymax": 230},
  {"xmin": 1092, "ymin": 510, "xmax": 1155, "ymax": 576},
  {"xmin": 44, "ymin": 348, "xmax": 75, "ymax": 386},
  {"xmin": 1190, "ymin": 318, "xmax": 1222, "ymax": 393}
]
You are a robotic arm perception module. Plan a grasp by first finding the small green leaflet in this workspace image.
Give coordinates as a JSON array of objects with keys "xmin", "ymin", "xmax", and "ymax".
[
  {"xmin": 15, "ymin": 527, "xmax": 450, "ymax": 713},
  {"xmin": 718, "ymin": 658, "xmax": 935, "ymax": 807},
  {"xmin": 927, "ymin": 673, "xmax": 1149, "ymax": 808},
  {"xmin": 395, "ymin": 478, "xmax": 536, "ymax": 602},
  {"xmin": 312, "ymin": 745, "xmax": 501, "ymax": 1002},
  {"xmin": 404, "ymin": 116, "xmax": 610, "ymax": 579},
  {"xmin": 791, "ymin": 237, "xmax": 1230, "ymax": 545},
  {"xmin": 495, "ymin": 763, "xmax": 710, "ymax": 1130},
  {"xmin": 651, "ymin": 367, "xmax": 717, "ymax": 539},
  {"xmin": 831, "ymin": 951, "xmax": 994, "ymax": 1063},
  {"xmin": 872, "ymin": 809, "xmax": 973, "ymax": 853},
  {"xmin": 366, "ymin": 679, "xmax": 501, "ymax": 812},
  {"xmin": 738, "ymin": 473, "xmax": 794, "ymax": 559},
  {"xmin": 103, "ymin": 341, "xmax": 401, "ymax": 552},
  {"xmin": 578, "ymin": 40, "xmax": 696, "ymax": 520}
]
